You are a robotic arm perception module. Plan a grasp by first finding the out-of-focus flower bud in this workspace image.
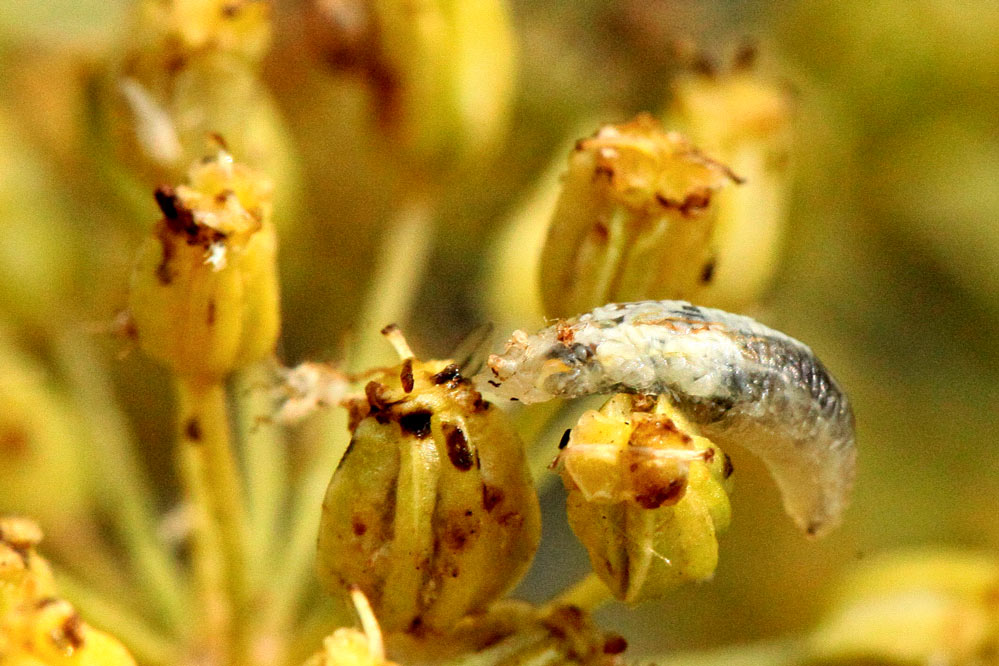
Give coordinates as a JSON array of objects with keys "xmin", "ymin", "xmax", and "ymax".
[
  {"xmin": 558, "ymin": 394, "xmax": 733, "ymax": 603},
  {"xmin": 664, "ymin": 49, "xmax": 793, "ymax": 310},
  {"xmin": 806, "ymin": 549, "xmax": 999, "ymax": 665},
  {"xmin": 538, "ymin": 114, "xmax": 739, "ymax": 320},
  {"xmin": 128, "ymin": 153, "xmax": 279, "ymax": 382},
  {"xmin": 316, "ymin": 352, "xmax": 541, "ymax": 633},
  {"xmin": 0, "ymin": 338, "xmax": 92, "ymax": 534},
  {"xmin": 306, "ymin": 0, "xmax": 517, "ymax": 171},
  {"xmin": 303, "ymin": 588, "xmax": 398, "ymax": 666},
  {"xmin": 0, "ymin": 517, "xmax": 137, "ymax": 666},
  {"xmin": 91, "ymin": 0, "xmax": 299, "ymax": 225}
]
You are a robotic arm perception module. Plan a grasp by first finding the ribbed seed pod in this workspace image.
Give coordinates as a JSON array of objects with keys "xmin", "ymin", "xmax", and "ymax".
[
  {"xmin": 558, "ymin": 394, "xmax": 733, "ymax": 603},
  {"xmin": 128, "ymin": 152, "xmax": 279, "ymax": 382},
  {"xmin": 316, "ymin": 356, "xmax": 541, "ymax": 634},
  {"xmin": 538, "ymin": 114, "xmax": 739, "ymax": 320}
]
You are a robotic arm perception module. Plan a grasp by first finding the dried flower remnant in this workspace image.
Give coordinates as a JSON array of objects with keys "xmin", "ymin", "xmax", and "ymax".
[
  {"xmin": 558, "ymin": 395, "xmax": 733, "ymax": 602},
  {"xmin": 316, "ymin": 332, "xmax": 541, "ymax": 634},
  {"xmin": 664, "ymin": 47, "xmax": 794, "ymax": 310},
  {"xmin": 128, "ymin": 151, "xmax": 279, "ymax": 382},
  {"xmin": 0, "ymin": 517, "xmax": 137, "ymax": 666},
  {"xmin": 538, "ymin": 114, "xmax": 739, "ymax": 319},
  {"xmin": 480, "ymin": 300, "xmax": 856, "ymax": 538}
]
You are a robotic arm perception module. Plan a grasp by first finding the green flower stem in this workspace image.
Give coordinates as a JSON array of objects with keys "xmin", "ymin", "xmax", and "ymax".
[
  {"xmin": 233, "ymin": 362, "xmax": 286, "ymax": 587},
  {"xmin": 175, "ymin": 377, "xmax": 251, "ymax": 663},
  {"xmin": 545, "ymin": 573, "xmax": 612, "ymax": 614},
  {"xmin": 55, "ymin": 569, "xmax": 178, "ymax": 666},
  {"xmin": 53, "ymin": 334, "xmax": 187, "ymax": 633},
  {"xmin": 260, "ymin": 408, "xmax": 351, "ymax": 635},
  {"xmin": 351, "ymin": 198, "xmax": 435, "ymax": 371}
]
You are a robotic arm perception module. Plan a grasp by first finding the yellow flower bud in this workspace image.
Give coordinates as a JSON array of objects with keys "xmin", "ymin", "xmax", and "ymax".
[
  {"xmin": 307, "ymin": 0, "xmax": 517, "ymax": 170},
  {"xmin": 807, "ymin": 549, "xmax": 999, "ymax": 665},
  {"xmin": 538, "ymin": 114, "xmax": 739, "ymax": 320},
  {"xmin": 90, "ymin": 0, "xmax": 300, "ymax": 226},
  {"xmin": 303, "ymin": 589, "xmax": 398, "ymax": 666},
  {"xmin": 558, "ymin": 394, "xmax": 733, "ymax": 603},
  {"xmin": 664, "ymin": 50, "xmax": 793, "ymax": 310},
  {"xmin": 128, "ymin": 153, "xmax": 280, "ymax": 382},
  {"xmin": 1, "ymin": 518, "xmax": 136, "ymax": 666},
  {"xmin": 316, "ymin": 354, "xmax": 541, "ymax": 633}
]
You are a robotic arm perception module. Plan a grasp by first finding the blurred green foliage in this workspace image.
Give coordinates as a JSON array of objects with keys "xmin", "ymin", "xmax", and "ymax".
[{"xmin": 1, "ymin": 0, "xmax": 998, "ymax": 661}]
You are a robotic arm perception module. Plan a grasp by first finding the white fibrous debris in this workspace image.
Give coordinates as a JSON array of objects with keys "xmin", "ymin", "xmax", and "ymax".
[
  {"xmin": 277, "ymin": 362, "xmax": 352, "ymax": 423},
  {"xmin": 477, "ymin": 300, "xmax": 857, "ymax": 538}
]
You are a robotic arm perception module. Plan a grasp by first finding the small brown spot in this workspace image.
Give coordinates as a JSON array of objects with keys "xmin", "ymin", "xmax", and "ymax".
[
  {"xmin": 635, "ymin": 478, "xmax": 687, "ymax": 509},
  {"xmin": 806, "ymin": 522, "xmax": 820, "ymax": 537},
  {"xmin": 631, "ymin": 394, "xmax": 657, "ymax": 412},
  {"xmin": 593, "ymin": 165, "xmax": 615, "ymax": 181},
  {"xmin": 443, "ymin": 524, "xmax": 470, "ymax": 550},
  {"xmin": 221, "ymin": 3, "xmax": 240, "ymax": 18},
  {"xmin": 184, "ymin": 418, "xmax": 202, "ymax": 442},
  {"xmin": 399, "ymin": 411, "xmax": 432, "ymax": 438},
  {"xmin": 206, "ymin": 300, "xmax": 216, "ymax": 325},
  {"xmin": 555, "ymin": 321, "xmax": 575, "ymax": 344},
  {"xmin": 61, "ymin": 613, "xmax": 84, "ymax": 651},
  {"xmin": 379, "ymin": 323, "xmax": 400, "ymax": 337},
  {"xmin": 155, "ymin": 186, "xmax": 198, "ymax": 236},
  {"xmin": 558, "ymin": 429, "xmax": 572, "ymax": 449},
  {"xmin": 692, "ymin": 54, "xmax": 718, "ymax": 77},
  {"xmin": 733, "ymin": 42, "xmax": 758, "ymax": 70},
  {"xmin": 592, "ymin": 221, "xmax": 610, "ymax": 242},
  {"xmin": 443, "ymin": 423, "xmax": 474, "ymax": 470},
  {"xmin": 351, "ymin": 518, "xmax": 367, "ymax": 536},
  {"xmin": 432, "ymin": 364, "xmax": 461, "ymax": 385},
  {"xmin": 35, "ymin": 597, "xmax": 60, "ymax": 609},
  {"xmin": 603, "ymin": 635, "xmax": 628, "ymax": 655},
  {"xmin": 700, "ymin": 258, "xmax": 716, "ymax": 284},
  {"xmin": 702, "ymin": 448, "xmax": 715, "ymax": 464},
  {"xmin": 155, "ymin": 232, "xmax": 176, "ymax": 285},
  {"xmin": 0, "ymin": 427, "xmax": 30, "ymax": 458},
  {"xmin": 400, "ymin": 358, "xmax": 414, "ymax": 393},
  {"xmin": 656, "ymin": 191, "xmax": 712, "ymax": 217},
  {"xmin": 482, "ymin": 484, "xmax": 504, "ymax": 512},
  {"xmin": 722, "ymin": 453, "xmax": 734, "ymax": 479}
]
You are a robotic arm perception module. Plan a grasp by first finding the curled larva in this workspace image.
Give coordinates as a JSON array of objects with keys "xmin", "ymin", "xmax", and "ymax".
[{"xmin": 476, "ymin": 300, "xmax": 856, "ymax": 538}]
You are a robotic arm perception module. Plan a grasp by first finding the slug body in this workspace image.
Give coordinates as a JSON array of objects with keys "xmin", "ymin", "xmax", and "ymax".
[{"xmin": 478, "ymin": 300, "xmax": 856, "ymax": 537}]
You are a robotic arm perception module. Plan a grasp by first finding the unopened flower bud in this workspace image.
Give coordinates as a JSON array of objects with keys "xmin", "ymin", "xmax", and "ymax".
[
  {"xmin": 664, "ymin": 50, "xmax": 793, "ymax": 309},
  {"xmin": 807, "ymin": 550, "xmax": 999, "ymax": 665},
  {"xmin": 307, "ymin": 0, "xmax": 516, "ymax": 170},
  {"xmin": 558, "ymin": 394, "xmax": 733, "ymax": 602},
  {"xmin": 538, "ymin": 114, "xmax": 739, "ymax": 320},
  {"xmin": 316, "ymin": 353, "xmax": 540, "ymax": 633},
  {"xmin": 128, "ymin": 153, "xmax": 279, "ymax": 382},
  {"xmin": 1, "ymin": 517, "xmax": 137, "ymax": 666}
]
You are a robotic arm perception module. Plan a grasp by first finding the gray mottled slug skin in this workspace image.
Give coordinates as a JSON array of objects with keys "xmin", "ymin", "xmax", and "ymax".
[{"xmin": 477, "ymin": 300, "xmax": 856, "ymax": 538}]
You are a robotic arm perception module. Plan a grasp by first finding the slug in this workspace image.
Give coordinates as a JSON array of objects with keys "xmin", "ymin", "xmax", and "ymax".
[{"xmin": 477, "ymin": 300, "xmax": 856, "ymax": 538}]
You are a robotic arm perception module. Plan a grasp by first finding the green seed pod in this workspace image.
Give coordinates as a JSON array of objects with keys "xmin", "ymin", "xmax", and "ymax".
[
  {"xmin": 538, "ymin": 114, "xmax": 739, "ymax": 320},
  {"xmin": 664, "ymin": 51, "xmax": 793, "ymax": 310},
  {"xmin": 559, "ymin": 394, "xmax": 733, "ymax": 603},
  {"xmin": 128, "ymin": 153, "xmax": 280, "ymax": 383},
  {"xmin": 316, "ymin": 355, "xmax": 541, "ymax": 634}
]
